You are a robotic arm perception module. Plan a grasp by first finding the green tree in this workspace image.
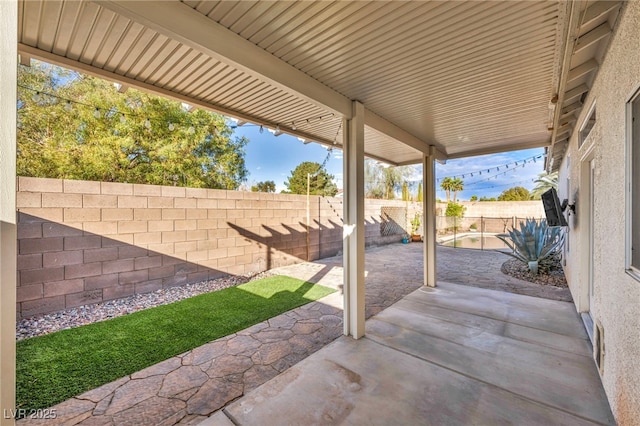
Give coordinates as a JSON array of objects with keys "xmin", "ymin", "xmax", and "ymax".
[
  {"xmin": 479, "ymin": 196, "xmax": 497, "ymax": 201},
  {"xmin": 530, "ymin": 171, "xmax": 558, "ymax": 199},
  {"xmin": 498, "ymin": 186, "xmax": 531, "ymax": 201},
  {"xmin": 440, "ymin": 177, "xmax": 464, "ymax": 203},
  {"xmin": 416, "ymin": 182, "xmax": 423, "ymax": 202},
  {"xmin": 445, "ymin": 202, "xmax": 465, "ymax": 218},
  {"xmin": 401, "ymin": 181, "xmax": 410, "ymax": 201},
  {"xmin": 364, "ymin": 160, "xmax": 415, "ymax": 199},
  {"xmin": 470, "ymin": 195, "xmax": 478, "ymax": 202},
  {"xmin": 284, "ymin": 161, "xmax": 338, "ymax": 196},
  {"xmin": 17, "ymin": 62, "xmax": 248, "ymax": 189},
  {"xmin": 251, "ymin": 180, "xmax": 276, "ymax": 193}
]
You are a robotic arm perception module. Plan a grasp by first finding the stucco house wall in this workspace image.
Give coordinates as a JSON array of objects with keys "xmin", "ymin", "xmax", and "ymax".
[{"xmin": 558, "ymin": 2, "xmax": 640, "ymax": 422}]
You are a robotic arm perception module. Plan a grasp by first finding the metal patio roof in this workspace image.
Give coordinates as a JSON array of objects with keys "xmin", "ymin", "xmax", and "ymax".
[{"xmin": 17, "ymin": 0, "xmax": 622, "ymax": 166}]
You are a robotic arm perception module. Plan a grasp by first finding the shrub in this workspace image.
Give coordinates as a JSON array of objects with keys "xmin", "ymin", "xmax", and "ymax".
[{"xmin": 497, "ymin": 218, "xmax": 565, "ymax": 274}]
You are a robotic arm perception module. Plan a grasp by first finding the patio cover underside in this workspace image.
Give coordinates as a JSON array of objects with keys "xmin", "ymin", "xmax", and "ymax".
[{"xmin": 16, "ymin": 0, "xmax": 620, "ymax": 164}]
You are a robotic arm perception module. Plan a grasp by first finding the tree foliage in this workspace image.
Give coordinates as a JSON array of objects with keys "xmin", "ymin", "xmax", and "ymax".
[
  {"xmin": 251, "ymin": 180, "xmax": 276, "ymax": 193},
  {"xmin": 530, "ymin": 171, "xmax": 558, "ymax": 199},
  {"xmin": 365, "ymin": 160, "xmax": 416, "ymax": 199},
  {"xmin": 401, "ymin": 181, "xmax": 410, "ymax": 201},
  {"xmin": 440, "ymin": 177, "xmax": 464, "ymax": 203},
  {"xmin": 445, "ymin": 202, "xmax": 465, "ymax": 218},
  {"xmin": 284, "ymin": 161, "xmax": 338, "ymax": 196},
  {"xmin": 17, "ymin": 62, "xmax": 248, "ymax": 189},
  {"xmin": 498, "ymin": 186, "xmax": 531, "ymax": 201},
  {"xmin": 416, "ymin": 182, "xmax": 423, "ymax": 202}
]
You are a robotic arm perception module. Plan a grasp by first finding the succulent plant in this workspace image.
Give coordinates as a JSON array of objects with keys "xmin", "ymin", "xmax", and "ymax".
[{"xmin": 497, "ymin": 218, "xmax": 565, "ymax": 274}]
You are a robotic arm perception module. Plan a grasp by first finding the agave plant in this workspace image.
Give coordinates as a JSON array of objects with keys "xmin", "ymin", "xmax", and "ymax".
[{"xmin": 497, "ymin": 218, "xmax": 565, "ymax": 274}]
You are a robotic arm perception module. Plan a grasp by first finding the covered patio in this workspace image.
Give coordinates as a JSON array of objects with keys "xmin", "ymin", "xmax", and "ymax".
[{"xmin": 0, "ymin": 1, "xmax": 623, "ymax": 423}]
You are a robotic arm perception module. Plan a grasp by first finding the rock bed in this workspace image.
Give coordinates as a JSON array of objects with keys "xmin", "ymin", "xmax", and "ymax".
[
  {"xmin": 16, "ymin": 272, "xmax": 273, "ymax": 341},
  {"xmin": 501, "ymin": 257, "xmax": 568, "ymax": 287}
]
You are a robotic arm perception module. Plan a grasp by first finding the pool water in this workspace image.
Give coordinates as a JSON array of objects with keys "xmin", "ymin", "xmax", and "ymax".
[{"xmin": 442, "ymin": 235, "xmax": 510, "ymax": 250}]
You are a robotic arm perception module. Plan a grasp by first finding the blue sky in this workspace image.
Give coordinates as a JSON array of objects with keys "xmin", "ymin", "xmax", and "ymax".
[{"xmin": 234, "ymin": 123, "xmax": 546, "ymax": 200}]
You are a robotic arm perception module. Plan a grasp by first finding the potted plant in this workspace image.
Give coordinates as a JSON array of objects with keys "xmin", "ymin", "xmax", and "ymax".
[{"xmin": 411, "ymin": 213, "xmax": 422, "ymax": 242}]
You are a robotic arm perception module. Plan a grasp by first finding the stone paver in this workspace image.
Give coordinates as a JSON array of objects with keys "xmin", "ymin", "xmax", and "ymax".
[{"xmin": 18, "ymin": 243, "xmax": 565, "ymax": 425}]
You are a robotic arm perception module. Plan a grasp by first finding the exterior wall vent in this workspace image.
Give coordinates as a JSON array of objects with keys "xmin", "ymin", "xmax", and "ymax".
[{"xmin": 594, "ymin": 320, "xmax": 605, "ymax": 375}]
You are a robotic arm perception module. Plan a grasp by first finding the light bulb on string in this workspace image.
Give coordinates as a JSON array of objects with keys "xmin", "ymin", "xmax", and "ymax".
[
  {"xmin": 144, "ymin": 118, "xmax": 151, "ymax": 130},
  {"xmin": 32, "ymin": 92, "xmax": 41, "ymax": 102},
  {"xmin": 259, "ymin": 125, "xmax": 264, "ymax": 134},
  {"xmin": 94, "ymin": 108, "xmax": 101, "ymax": 118},
  {"xmin": 120, "ymin": 114, "xmax": 126, "ymax": 124},
  {"xmin": 188, "ymin": 126, "xmax": 195, "ymax": 135},
  {"xmin": 168, "ymin": 122, "xmax": 175, "ymax": 131},
  {"xmin": 64, "ymin": 101, "xmax": 73, "ymax": 112}
]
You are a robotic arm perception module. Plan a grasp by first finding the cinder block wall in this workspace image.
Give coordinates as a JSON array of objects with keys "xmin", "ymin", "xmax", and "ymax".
[{"xmin": 16, "ymin": 177, "xmax": 410, "ymax": 318}]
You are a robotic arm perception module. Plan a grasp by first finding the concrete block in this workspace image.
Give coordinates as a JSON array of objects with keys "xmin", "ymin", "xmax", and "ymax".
[
  {"xmin": 163, "ymin": 274, "xmax": 187, "ymax": 288},
  {"xmin": 218, "ymin": 199, "xmax": 235, "ymax": 209},
  {"xmin": 103, "ymin": 284, "xmax": 134, "ymax": 301},
  {"xmin": 244, "ymin": 209, "xmax": 260, "ymax": 219},
  {"xmin": 186, "ymin": 230, "xmax": 207, "ymax": 242},
  {"xmin": 64, "ymin": 235, "xmax": 102, "ymax": 250},
  {"xmin": 161, "ymin": 186, "xmax": 186, "ymax": 198},
  {"xmin": 186, "ymin": 208, "xmax": 208, "ymax": 220},
  {"xmin": 134, "ymin": 232, "xmax": 162, "ymax": 245},
  {"xmin": 134, "ymin": 256, "xmax": 162, "ymax": 270},
  {"xmin": 227, "ymin": 191, "xmax": 244, "ymax": 200},
  {"xmin": 103, "ymin": 258, "xmax": 135, "ymax": 274},
  {"xmin": 196, "ymin": 240, "xmax": 218, "ymax": 251},
  {"xmin": 118, "ymin": 195, "xmax": 147, "ymax": 208},
  {"xmin": 18, "ymin": 208, "xmax": 64, "ymax": 223},
  {"xmin": 83, "ymin": 194, "xmax": 118, "ymax": 208},
  {"xmin": 235, "ymin": 200, "xmax": 252, "ymax": 209},
  {"xmin": 187, "ymin": 271, "xmax": 209, "ymax": 283},
  {"xmin": 119, "ymin": 269, "xmax": 148, "ymax": 285},
  {"xmin": 147, "ymin": 242, "xmax": 175, "ymax": 254},
  {"xmin": 66, "ymin": 289, "xmax": 103, "ymax": 308},
  {"xmin": 102, "ymin": 208, "xmax": 133, "ymax": 221},
  {"xmin": 43, "ymin": 250, "xmax": 84, "ymax": 267},
  {"xmin": 185, "ymin": 187, "xmax": 208, "ymax": 198},
  {"xmin": 133, "ymin": 183, "xmax": 162, "ymax": 196},
  {"xmin": 83, "ymin": 221, "xmax": 118, "ymax": 235},
  {"xmin": 175, "ymin": 220, "xmax": 197, "ymax": 231},
  {"xmin": 118, "ymin": 245, "xmax": 149, "ymax": 259},
  {"xmin": 207, "ymin": 188, "xmax": 226, "ymax": 199},
  {"xmin": 101, "ymin": 181, "xmax": 133, "ymax": 196},
  {"xmin": 208, "ymin": 248, "xmax": 228, "ymax": 259},
  {"xmin": 134, "ymin": 208, "xmax": 162, "ymax": 221},
  {"xmin": 174, "ymin": 241, "xmax": 197, "ymax": 253},
  {"xmin": 21, "ymin": 267, "xmax": 64, "ymax": 285},
  {"xmin": 84, "ymin": 247, "xmax": 119, "ymax": 263},
  {"xmin": 17, "ymin": 284, "xmax": 43, "ymax": 302},
  {"xmin": 64, "ymin": 208, "xmax": 101, "ymax": 222},
  {"xmin": 148, "ymin": 196, "xmax": 174, "ymax": 208},
  {"xmin": 17, "ymin": 254, "xmax": 42, "ymax": 271},
  {"xmin": 174, "ymin": 197, "xmax": 197, "ymax": 208},
  {"xmin": 20, "ymin": 237, "xmax": 63, "ymax": 254},
  {"xmin": 227, "ymin": 209, "xmax": 244, "ymax": 219},
  {"xmin": 148, "ymin": 220, "xmax": 174, "ymax": 232},
  {"xmin": 42, "ymin": 222, "xmax": 83, "ymax": 238},
  {"xmin": 162, "ymin": 230, "xmax": 187, "ymax": 243},
  {"xmin": 196, "ymin": 219, "xmax": 217, "ymax": 229},
  {"xmin": 118, "ymin": 221, "xmax": 148, "ymax": 234},
  {"xmin": 135, "ymin": 280, "xmax": 163, "ymax": 294},
  {"xmin": 217, "ymin": 237, "xmax": 236, "ymax": 248},
  {"xmin": 186, "ymin": 250, "xmax": 208, "ymax": 262},
  {"xmin": 197, "ymin": 198, "xmax": 218, "ymax": 209},
  {"xmin": 17, "ymin": 222, "xmax": 42, "ymax": 239},
  {"xmin": 208, "ymin": 229, "xmax": 228, "ymax": 239},
  {"xmin": 260, "ymin": 210, "xmax": 274, "ymax": 218},
  {"xmin": 174, "ymin": 262, "xmax": 198, "ymax": 275},
  {"xmin": 17, "ymin": 192, "xmax": 42, "ymax": 208},
  {"xmin": 19, "ymin": 176, "xmax": 62, "ymax": 193},
  {"xmin": 20, "ymin": 296, "xmax": 65, "ymax": 318},
  {"xmin": 251, "ymin": 200, "xmax": 268, "ymax": 209},
  {"xmin": 65, "ymin": 262, "xmax": 102, "ymax": 279},
  {"xmin": 42, "ymin": 193, "xmax": 82, "ymax": 208},
  {"xmin": 217, "ymin": 256, "xmax": 236, "ymax": 269},
  {"xmin": 84, "ymin": 273, "xmax": 119, "ymax": 290},
  {"xmin": 148, "ymin": 265, "xmax": 175, "ymax": 280},
  {"xmin": 227, "ymin": 246, "xmax": 245, "ymax": 257},
  {"xmin": 63, "ymin": 179, "xmax": 101, "ymax": 194},
  {"xmin": 208, "ymin": 209, "xmax": 227, "ymax": 219},
  {"xmin": 44, "ymin": 279, "xmax": 84, "ymax": 297},
  {"xmin": 162, "ymin": 209, "xmax": 186, "ymax": 220}
]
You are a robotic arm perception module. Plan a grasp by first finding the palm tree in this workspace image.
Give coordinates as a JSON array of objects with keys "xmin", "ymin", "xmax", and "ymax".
[
  {"xmin": 450, "ymin": 178, "xmax": 464, "ymax": 203},
  {"xmin": 530, "ymin": 171, "xmax": 558, "ymax": 198},
  {"xmin": 440, "ymin": 177, "xmax": 454, "ymax": 203}
]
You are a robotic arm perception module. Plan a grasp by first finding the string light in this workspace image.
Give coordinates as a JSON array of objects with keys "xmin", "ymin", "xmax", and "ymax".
[
  {"xmin": 168, "ymin": 122, "xmax": 175, "ymax": 131},
  {"xmin": 64, "ymin": 101, "xmax": 72, "ymax": 112},
  {"xmin": 120, "ymin": 113, "xmax": 126, "ymax": 124},
  {"xmin": 188, "ymin": 126, "xmax": 195, "ymax": 134},
  {"xmin": 144, "ymin": 118, "xmax": 151, "ymax": 130},
  {"xmin": 32, "ymin": 92, "xmax": 41, "ymax": 102},
  {"xmin": 93, "ymin": 108, "xmax": 100, "ymax": 118}
]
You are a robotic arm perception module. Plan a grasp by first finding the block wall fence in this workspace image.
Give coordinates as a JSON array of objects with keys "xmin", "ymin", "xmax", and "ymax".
[{"xmin": 15, "ymin": 177, "xmax": 409, "ymax": 318}]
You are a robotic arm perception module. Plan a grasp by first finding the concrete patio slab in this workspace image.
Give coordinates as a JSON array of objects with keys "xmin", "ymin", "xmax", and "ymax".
[{"xmin": 222, "ymin": 282, "xmax": 614, "ymax": 425}]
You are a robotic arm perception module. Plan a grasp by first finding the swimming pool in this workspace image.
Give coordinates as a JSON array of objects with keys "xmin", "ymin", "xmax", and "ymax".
[{"xmin": 440, "ymin": 233, "xmax": 510, "ymax": 250}]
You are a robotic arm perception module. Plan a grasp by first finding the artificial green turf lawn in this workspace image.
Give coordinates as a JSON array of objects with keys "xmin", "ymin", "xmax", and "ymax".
[{"xmin": 17, "ymin": 276, "xmax": 335, "ymax": 411}]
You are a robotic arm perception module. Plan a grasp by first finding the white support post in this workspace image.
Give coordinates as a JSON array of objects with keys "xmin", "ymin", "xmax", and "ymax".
[
  {"xmin": 423, "ymin": 149, "xmax": 437, "ymax": 287},
  {"xmin": 343, "ymin": 101, "xmax": 366, "ymax": 339},
  {"xmin": 1, "ymin": 0, "xmax": 18, "ymax": 423}
]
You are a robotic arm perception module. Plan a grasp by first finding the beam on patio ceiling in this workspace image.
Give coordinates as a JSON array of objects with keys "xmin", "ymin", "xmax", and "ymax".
[
  {"xmin": 18, "ymin": 44, "xmax": 333, "ymax": 149},
  {"xmin": 445, "ymin": 140, "xmax": 550, "ymax": 160},
  {"xmin": 95, "ymin": 0, "xmax": 353, "ymax": 118},
  {"xmin": 567, "ymin": 59, "xmax": 599, "ymax": 83},
  {"xmin": 574, "ymin": 23, "xmax": 611, "ymax": 54}
]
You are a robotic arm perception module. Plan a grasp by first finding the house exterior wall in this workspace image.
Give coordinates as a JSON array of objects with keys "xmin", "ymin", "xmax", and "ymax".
[{"xmin": 558, "ymin": 2, "xmax": 640, "ymax": 422}]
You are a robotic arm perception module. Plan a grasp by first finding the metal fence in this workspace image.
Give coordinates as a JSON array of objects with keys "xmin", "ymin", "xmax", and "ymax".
[{"xmin": 436, "ymin": 216, "xmax": 544, "ymax": 250}]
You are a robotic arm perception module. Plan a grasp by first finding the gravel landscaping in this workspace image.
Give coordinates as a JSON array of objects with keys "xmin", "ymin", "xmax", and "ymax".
[
  {"xmin": 501, "ymin": 256, "xmax": 568, "ymax": 288},
  {"xmin": 16, "ymin": 271, "xmax": 273, "ymax": 341}
]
